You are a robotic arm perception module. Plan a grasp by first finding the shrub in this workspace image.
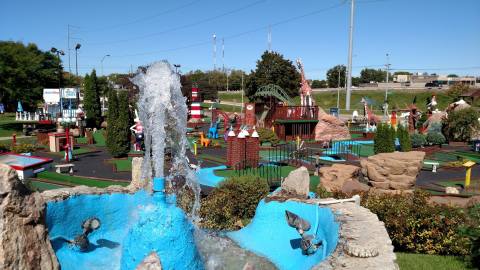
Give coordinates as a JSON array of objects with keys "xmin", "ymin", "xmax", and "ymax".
[
  {"xmin": 397, "ymin": 125, "xmax": 412, "ymax": 152},
  {"xmin": 11, "ymin": 143, "xmax": 37, "ymax": 154},
  {"xmin": 362, "ymin": 190, "xmax": 470, "ymax": 255},
  {"xmin": 0, "ymin": 144, "xmax": 10, "ymax": 153},
  {"xmin": 447, "ymin": 84, "xmax": 470, "ymax": 102},
  {"xmin": 257, "ymin": 127, "xmax": 279, "ymax": 146},
  {"xmin": 460, "ymin": 204, "xmax": 480, "ymax": 268},
  {"xmin": 411, "ymin": 133, "xmax": 426, "ymax": 148},
  {"xmin": 444, "ymin": 108, "xmax": 480, "ymax": 142},
  {"xmin": 374, "ymin": 123, "xmax": 395, "ymax": 154},
  {"xmin": 426, "ymin": 132, "xmax": 446, "ymax": 145},
  {"xmin": 200, "ymin": 176, "xmax": 269, "ymax": 230}
]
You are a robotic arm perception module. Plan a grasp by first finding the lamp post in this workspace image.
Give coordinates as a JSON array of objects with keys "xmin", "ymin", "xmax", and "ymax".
[
  {"xmin": 74, "ymin": 44, "xmax": 81, "ymax": 77},
  {"xmin": 51, "ymin": 47, "xmax": 65, "ymax": 118},
  {"xmin": 101, "ymin": 54, "xmax": 110, "ymax": 115},
  {"xmin": 173, "ymin": 64, "xmax": 181, "ymax": 74}
]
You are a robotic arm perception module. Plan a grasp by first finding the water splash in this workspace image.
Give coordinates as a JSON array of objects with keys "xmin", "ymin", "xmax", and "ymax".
[{"xmin": 132, "ymin": 61, "xmax": 201, "ymax": 222}]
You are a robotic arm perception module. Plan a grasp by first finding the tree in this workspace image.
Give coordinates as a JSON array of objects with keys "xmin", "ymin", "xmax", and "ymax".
[
  {"xmin": 374, "ymin": 124, "xmax": 395, "ymax": 154},
  {"xmin": 397, "ymin": 125, "xmax": 412, "ymax": 152},
  {"xmin": 446, "ymin": 84, "xmax": 469, "ymax": 102},
  {"xmin": 106, "ymin": 91, "xmax": 131, "ymax": 157},
  {"xmin": 393, "ymin": 71, "xmax": 411, "ymax": 75},
  {"xmin": 447, "ymin": 74, "xmax": 459, "ymax": 78},
  {"xmin": 311, "ymin": 80, "xmax": 327, "ymax": 88},
  {"xmin": 0, "ymin": 41, "xmax": 60, "ymax": 111},
  {"xmin": 360, "ymin": 68, "xmax": 387, "ymax": 83},
  {"xmin": 326, "ymin": 65, "xmax": 346, "ymax": 88},
  {"xmin": 444, "ymin": 107, "xmax": 480, "ymax": 142},
  {"xmin": 83, "ymin": 70, "xmax": 102, "ymax": 128},
  {"xmin": 245, "ymin": 51, "xmax": 300, "ymax": 101}
]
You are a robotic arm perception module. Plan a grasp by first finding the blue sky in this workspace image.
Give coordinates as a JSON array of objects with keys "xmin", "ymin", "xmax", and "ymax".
[{"xmin": 1, "ymin": 0, "xmax": 479, "ymax": 79}]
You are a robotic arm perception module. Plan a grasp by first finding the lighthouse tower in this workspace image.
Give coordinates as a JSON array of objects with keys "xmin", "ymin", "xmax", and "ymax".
[{"xmin": 190, "ymin": 86, "xmax": 202, "ymax": 122}]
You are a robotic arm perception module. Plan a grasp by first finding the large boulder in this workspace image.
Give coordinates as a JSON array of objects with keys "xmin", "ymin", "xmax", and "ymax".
[
  {"xmin": 281, "ymin": 166, "xmax": 310, "ymax": 198},
  {"xmin": 315, "ymin": 109, "xmax": 350, "ymax": 141},
  {"xmin": 136, "ymin": 252, "xmax": 162, "ymax": 270},
  {"xmin": 319, "ymin": 164, "xmax": 363, "ymax": 192},
  {"xmin": 0, "ymin": 164, "xmax": 59, "ymax": 270},
  {"xmin": 361, "ymin": 151, "xmax": 425, "ymax": 193}
]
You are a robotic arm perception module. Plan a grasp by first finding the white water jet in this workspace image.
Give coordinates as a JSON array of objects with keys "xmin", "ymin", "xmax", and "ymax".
[{"xmin": 132, "ymin": 61, "xmax": 201, "ymax": 221}]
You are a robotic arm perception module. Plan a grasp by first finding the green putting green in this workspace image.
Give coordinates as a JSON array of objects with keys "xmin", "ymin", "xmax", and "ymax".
[
  {"xmin": 29, "ymin": 180, "xmax": 65, "ymax": 191},
  {"xmin": 36, "ymin": 171, "xmax": 128, "ymax": 188},
  {"xmin": 93, "ymin": 130, "xmax": 106, "ymax": 147},
  {"xmin": 109, "ymin": 159, "xmax": 132, "ymax": 172}
]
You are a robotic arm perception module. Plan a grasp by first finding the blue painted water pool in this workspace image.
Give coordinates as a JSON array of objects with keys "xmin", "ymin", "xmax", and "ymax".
[
  {"xmin": 46, "ymin": 185, "xmax": 203, "ymax": 270},
  {"xmin": 197, "ymin": 165, "xmax": 226, "ymax": 187},
  {"xmin": 228, "ymin": 200, "xmax": 339, "ymax": 270}
]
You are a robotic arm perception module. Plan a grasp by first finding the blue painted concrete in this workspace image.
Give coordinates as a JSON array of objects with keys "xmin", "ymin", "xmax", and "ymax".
[
  {"xmin": 228, "ymin": 200, "xmax": 339, "ymax": 270},
  {"xmin": 46, "ymin": 183, "xmax": 203, "ymax": 270},
  {"xmin": 197, "ymin": 165, "xmax": 226, "ymax": 187}
]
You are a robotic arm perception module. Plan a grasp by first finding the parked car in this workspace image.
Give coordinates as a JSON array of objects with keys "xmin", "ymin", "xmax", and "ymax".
[{"xmin": 425, "ymin": 82, "xmax": 442, "ymax": 89}]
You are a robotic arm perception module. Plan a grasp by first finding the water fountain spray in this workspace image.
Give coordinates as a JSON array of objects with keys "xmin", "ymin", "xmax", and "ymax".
[{"xmin": 132, "ymin": 61, "xmax": 201, "ymax": 221}]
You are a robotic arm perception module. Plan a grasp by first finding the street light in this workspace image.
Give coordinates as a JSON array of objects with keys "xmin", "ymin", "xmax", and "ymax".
[
  {"xmin": 74, "ymin": 44, "xmax": 81, "ymax": 77},
  {"xmin": 101, "ymin": 54, "xmax": 110, "ymax": 115},
  {"xmin": 173, "ymin": 64, "xmax": 181, "ymax": 74},
  {"xmin": 51, "ymin": 47, "xmax": 65, "ymax": 117}
]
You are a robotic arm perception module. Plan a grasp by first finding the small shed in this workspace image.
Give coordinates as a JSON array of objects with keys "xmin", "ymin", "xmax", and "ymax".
[{"xmin": 460, "ymin": 88, "xmax": 480, "ymax": 104}]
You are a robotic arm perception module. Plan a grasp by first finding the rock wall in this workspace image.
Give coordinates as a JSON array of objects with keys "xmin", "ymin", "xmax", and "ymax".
[
  {"xmin": 0, "ymin": 164, "xmax": 59, "ymax": 270},
  {"xmin": 360, "ymin": 151, "xmax": 425, "ymax": 194},
  {"xmin": 315, "ymin": 109, "xmax": 350, "ymax": 141},
  {"xmin": 319, "ymin": 164, "xmax": 369, "ymax": 194}
]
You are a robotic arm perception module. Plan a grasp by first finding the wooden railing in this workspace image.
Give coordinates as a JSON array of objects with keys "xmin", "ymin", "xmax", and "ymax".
[{"xmin": 271, "ymin": 106, "xmax": 318, "ymax": 121}]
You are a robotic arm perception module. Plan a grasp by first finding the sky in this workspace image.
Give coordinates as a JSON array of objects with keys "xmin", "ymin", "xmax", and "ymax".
[{"xmin": 1, "ymin": 0, "xmax": 479, "ymax": 79}]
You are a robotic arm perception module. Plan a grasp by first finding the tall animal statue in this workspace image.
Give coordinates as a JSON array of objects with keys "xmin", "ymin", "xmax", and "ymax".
[
  {"xmin": 208, "ymin": 119, "xmax": 220, "ymax": 139},
  {"xmin": 296, "ymin": 59, "xmax": 315, "ymax": 118},
  {"xmin": 360, "ymin": 97, "xmax": 380, "ymax": 126}
]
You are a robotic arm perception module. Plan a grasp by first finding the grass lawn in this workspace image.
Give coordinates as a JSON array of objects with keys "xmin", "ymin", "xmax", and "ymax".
[
  {"xmin": 219, "ymin": 89, "xmax": 453, "ymax": 112},
  {"xmin": 76, "ymin": 136, "xmax": 88, "ymax": 144},
  {"xmin": 29, "ymin": 180, "xmax": 65, "ymax": 191},
  {"xmin": 108, "ymin": 159, "xmax": 132, "ymax": 172},
  {"xmin": 93, "ymin": 130, "xmax": 106, "ymax": 147},
  {"xmin": 201, "ymin": 103, "xmax": 242, "ymax": 113},
  {"xmin": 396, "ymin": 253, "xmax": 471, "ymax": 270},
  {"xmin": 36, "ymin": 171, "xmax": 128, "ymax": 188},
  {"xmin": 0, "ymin": 113, "xmax": 24, "ymax": 137}
]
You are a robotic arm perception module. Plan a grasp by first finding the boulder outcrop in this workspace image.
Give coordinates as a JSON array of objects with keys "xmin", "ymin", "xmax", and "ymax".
[
  {"xmin": 319, "ymin": 164, "xmax": 369, "ymax": 194},
  {"xmin": 315, "ymin": 109, "xmax": 350, "ymax": 141},
  {"xmin": 0, "ymin": 164, "xmax": 59, "ymax": 270},
  {"xmin": 360, "ymin": 151, "xmax": 425, "ymax": 193},
  {"xmin": 281, "ymin": 166, "xmax": 310, "ymax": 198}
]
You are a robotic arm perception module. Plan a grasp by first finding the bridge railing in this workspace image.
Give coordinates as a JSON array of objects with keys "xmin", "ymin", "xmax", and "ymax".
[{"xmin": 272, "ymin": 106, "xmax": 318, "ymax": 121}]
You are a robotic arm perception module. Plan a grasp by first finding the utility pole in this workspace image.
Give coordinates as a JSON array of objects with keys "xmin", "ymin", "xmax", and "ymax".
[
  {"xmin": 337, "ymin": 68, "xmax": 341, "ymax": 108},
  {"xmin": 222, "ymin": 38, "xmax": 225, "ymax": 72},
  {"xmin": 67, "ymin": 25, "xmax": 71, "ymax": 73},
  {"xmin": 345, "ymin": 0, "xmax": 355, "ymax": 110},
  {"xmin": 241, "ymin": 72, "xmax": 244, "ymax": 114},
  {"xmin": 213, "ymin": 34, "xmax": 217, "ymax": 71},
  {"xmin": 385, "ymin": 53, "xmax": 391, "ymax": 101},
  {"xmin": 268, "ymin": 25, "xmax": 272, "ymax": 52}
]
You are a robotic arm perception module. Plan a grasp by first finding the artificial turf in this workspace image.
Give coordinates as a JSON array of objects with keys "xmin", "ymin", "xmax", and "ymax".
[
  {"xmin": 36, "ymin": 171, "xmax": 128, "ymax": 188},
  {"xmin": 29, "ymin": 180, "xmax": 65, "ymax": 191},
  {"xmin": 395, "ymin": 253, "xmax": 471, "ymax": 270},
  {"xmin": 109, "ymin": 159, "xmax": 132, "ymax": 172},
  {"xmin": 92, "ymin": 130, "xmax": 106, "ymax": 147}
]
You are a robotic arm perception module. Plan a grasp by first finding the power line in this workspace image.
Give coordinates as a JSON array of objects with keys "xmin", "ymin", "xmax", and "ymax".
[
  {"xmin": 86, "ymin": 0, "xmax": 265, "ymax": 46},
  {"xmin": 77, "ymin": 0, "xmax": 201, "ymax": 33}
]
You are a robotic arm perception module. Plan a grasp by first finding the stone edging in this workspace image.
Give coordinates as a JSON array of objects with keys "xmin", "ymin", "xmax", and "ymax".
[{"xmin": 287, "ymin": 198, "xmax": 398, "ymax": 270}]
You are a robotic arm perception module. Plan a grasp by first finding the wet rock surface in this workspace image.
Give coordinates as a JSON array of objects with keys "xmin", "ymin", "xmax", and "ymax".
[
  {"xmin": 0, "ymin": 164, "xmax": 59, "ymax": 270},
  {"xmin": 136, "ymin": 252, "xmax": 163, "ymax": 270}
]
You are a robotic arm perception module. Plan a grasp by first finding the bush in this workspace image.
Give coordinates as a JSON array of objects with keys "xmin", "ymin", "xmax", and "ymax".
[
  {"xmin": 374, "ymin": 123, "xmax": 395, "ymax": 154},
  {"xmin": 363, "ymin": 190, "xmax": 470, "ymax": 255},
  {"xmin": 444, "ymin": 108, "xmax": 480, "ymax": 142},
  {"xmin": 200, "ymin": 176, "xmax": 269, "ymax": 230},
  {"xmin": 257, "ymin": 127, "xmax": 279, "ymax": 146},
  {"xmin": 459, "ymin": 204, "xmax": 480, "ymax": 268},
  {"xmin": 11, "ymin": 143, "xmax": 37, "ymax": 154},
  {"xmin": 397, "ymin": 125, "xmax": 412, "ymax": 152},
  {"xmin": 411, "ymin": 133, "xmax": 427, "ymax": 148},
  {"xmin": 447, "ymin": 84, "xmax": 470, "ymax": 102},
  {"xmin": 426, "ymin": 132, "xmax": 446, "ymax": 145}
]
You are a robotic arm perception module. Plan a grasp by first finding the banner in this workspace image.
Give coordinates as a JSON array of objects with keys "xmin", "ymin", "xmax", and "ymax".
[
  {"xmin": 62, "ymin": 88, "xmax": 78, "ymax": 99},
  {"xmin": 43, "ymin": 88, "xmax": 60, "ymax": 104}
]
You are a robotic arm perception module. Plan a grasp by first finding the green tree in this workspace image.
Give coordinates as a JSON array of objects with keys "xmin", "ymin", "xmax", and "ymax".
[
  {"xmin": 106, "ymin": 91, "xmax": 130, "ymax": 157},
  {"xmin": 447, "ymin": 74, "xmax": 459, "ymax": 78},
  {"xmin": 0, "ymin": 41, "xmax": 60, "ymax": 111},
  {"xmin": 83, "ymin": 70, "xmax": 102, "ymax": 128},
  {"xmin": 106, "ymin": 89, "xmax": 119, "ymax": 154},
  {"xmin": 374, "ymin": 123, "xmax": 395, "ymax": 154},
  {"xmin": 311, "ymin": 80, "xmax": 327, "ymax": 88},
  {"xmin": 326, "ymin": 65, "xmax": 346, "ymax": 88},
  {"xmin": 360, "ymin": 68, "xmax": 387, "ymax": 83},
  {"xmin": 397, "ymin": 125, "xmax": 412, "ymax": 152},
  {"xmin": 116, "ymin": 91, "xmax": 131, "ymax": 156},
  {"xmin": 393, "ymin": 71, "xmax": 411, "ymax": 75},
  {"xmin": 446, "ymin": 84, "xmax": 469, "ymax": 102},
  {"xmin": 444, "ymin": 107, "xmax": 480, "ymax": 142},
  {"xmin": 245, "ymin": 51, "xmax": 300, "ymax": 101}
]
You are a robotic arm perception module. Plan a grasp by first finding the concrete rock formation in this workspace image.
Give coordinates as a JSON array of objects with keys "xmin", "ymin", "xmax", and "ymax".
[
  {"xmin": 315, "ymin": 109, "xmax": 350, "ymax": 141},
  {"xmin": 319, "ymin": 164, "xmax": 369, "ymax": 194},
  {"xmin": 0, "ymin": 164, "xmax": 59, "ymax": 270},
  {"xmin": 281, "ymin": 166, "xmax": 310, "ymax": 198},
  {"xmin": 360, "ymin": 151, "xmax": 425, "ymax": 194},
  {"xmin": 136, "ymin": 252, "xmax": 162, "ymax": 270}
]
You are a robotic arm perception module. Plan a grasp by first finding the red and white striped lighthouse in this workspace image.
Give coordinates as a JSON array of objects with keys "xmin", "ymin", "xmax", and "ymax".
[{"xmin": 190, "ymin": 87, "xmax": 202, "ymax": 122}]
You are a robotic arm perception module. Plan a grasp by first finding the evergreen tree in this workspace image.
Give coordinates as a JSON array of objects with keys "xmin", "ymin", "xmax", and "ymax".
[
  {"xmin": 116, "ymin": 91, "xmax": 131, "ymax": 156},
  {"xmin": 83, "ymin": 69, "xmax": 102, "ymax": 128},
  {"xmin": 385, "ymin": 125, "xmax": 396, "ymax": 152},
  {"xmin": 374, "ymin": 124, "xmax": 395, "ymax": 154},
  {"xmin": 397, "ymin": 125, "xmax": 412, "ymax": 152},
  {"xmin": 106, "ymin": 89, "xmax": 119, "ymax": 154}
]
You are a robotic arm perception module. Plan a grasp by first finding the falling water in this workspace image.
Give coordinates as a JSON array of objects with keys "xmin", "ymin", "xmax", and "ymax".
[{"xmin": 133, "ymin": 61, "xmax": 201, "ymax": 221}]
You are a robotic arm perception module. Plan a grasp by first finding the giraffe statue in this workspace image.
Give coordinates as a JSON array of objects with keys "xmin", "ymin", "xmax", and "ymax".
[
  {"xmin": 361, "ymin": 97, "xmax": 380, "ymax": 128},
  {"xmin": 296, "ymin": 59, "xmax": 315, "ymax": 118}
]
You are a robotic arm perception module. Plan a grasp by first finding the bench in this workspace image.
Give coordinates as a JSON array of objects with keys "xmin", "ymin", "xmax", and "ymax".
[
  {"xmin": 55, "ymin": 164, "xmax": 74, "ymax": 175},
  {"xmin": 423, "ymin": 161, "xmax": 439, "ymax": 173}
]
